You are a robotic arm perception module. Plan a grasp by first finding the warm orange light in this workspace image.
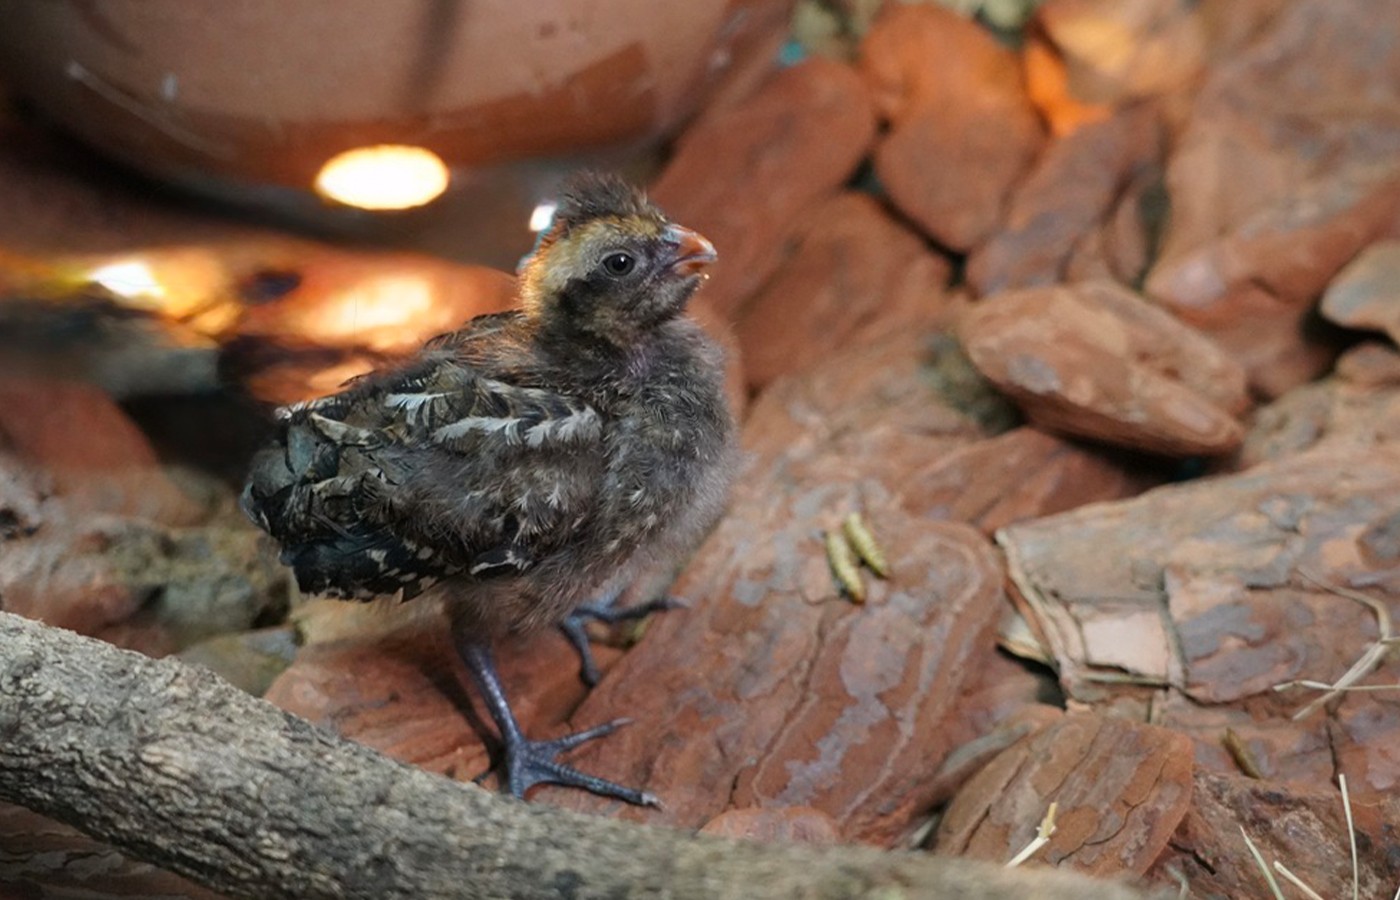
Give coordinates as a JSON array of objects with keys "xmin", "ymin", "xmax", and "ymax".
[
  {"xmin": 304, "ymin": 274, "xmax": 437, "ymax": 351},
  {"xmin": 314, "ymin": 145, "xmax": 450, "ymax": 210}
]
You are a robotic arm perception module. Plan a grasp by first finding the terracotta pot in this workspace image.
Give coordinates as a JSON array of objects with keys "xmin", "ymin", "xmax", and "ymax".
[{"xmin": 0, "ymin": 0, "xmax": 791, "ymax": 194}]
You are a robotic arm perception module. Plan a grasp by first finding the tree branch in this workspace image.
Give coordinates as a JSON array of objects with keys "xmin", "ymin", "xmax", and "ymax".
[{"xmin": 0, "ymin": 612, "xmax": 1158, "ymax": 899}]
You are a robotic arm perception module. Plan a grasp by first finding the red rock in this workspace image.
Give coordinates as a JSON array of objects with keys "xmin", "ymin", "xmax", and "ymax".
[
  {"xmin": 968, "ymin": 105, "xmax": 1162, "ymax": 295},
  {"xmin": 651, "ymin": 59, "xmax": 876, "ymax": 318},
  {"xmin": 935, "ymin": 715, "xmax": 1194, "ymax": 877},
  {"xmin": 1320, "ymin": 240, "xmax": 1400, "ymax": 344},
  {"xmin": 1148, "ymin": 771, "xmax": 1400, "ymax": 898},
  {"xmin": 959, "ymin": 282, "xmax": 1248, "ymax": 456},
  {"xmin": 734, "ymin": 191, "xmax": 951, "ymax": 390},
  {"xmin": 699, "ymin": 807, "xmax": 841, "ymax": 845},
  {"xmin": 860, "ymin": 4, "xmax": 1045, "ymax": 251},
  {"xmin": 0, "ymin": 379, "xmax": 202, "ymax": 524}
]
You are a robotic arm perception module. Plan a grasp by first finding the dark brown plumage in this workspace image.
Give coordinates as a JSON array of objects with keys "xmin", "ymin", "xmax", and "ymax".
[{"xmin": 241, "ymin": 172, "xmax": 734, "ymax": 804}]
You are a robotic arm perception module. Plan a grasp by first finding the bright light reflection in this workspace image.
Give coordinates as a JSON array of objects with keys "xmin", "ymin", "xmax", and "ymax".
[
  {"xmin": 90, "ymin": 260, "xmax": 164, "ymax": 300},
  {"xmin": 529, "ymin": 201, "xmax": 558, "ymax": 233},
  {"xmin": 308, "ymin": 274, "xmax": 437, "ymax": 350},
  {"xmin": 314, "ymin": 145, "xmax": 450, "ymax": 210}
]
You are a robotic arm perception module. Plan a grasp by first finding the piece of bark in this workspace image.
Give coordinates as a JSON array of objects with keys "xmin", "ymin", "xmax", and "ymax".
[
  {"xmin": 651, "ymin": 58, "xmax": 876, "ymax": 318},
  {"xmin": 1320, "ymin": 240, "xmax": 1400, "ymax": 344},
  {"xmin": 1033, "ymin": 0, "xmax": 1212, "ymax": 108},
  {"xmin": 0, "ymin": 378, "xmax": 205, "ymax": 525},
  {"xmin": 0, "ymin": 611, "xmax": 1163, "ymax": 900},
  {"xmin": 1144, "ymin": 0, "xmax": 1400, "ymax": 392},
  {"xmin": 860, "ymin": 4, "xmax": 1045, "ymax": 251},
  {"xmin": 742, "ymin": 326, "xmax": 994, "ymax": 473},
  {"xmin": 554, "ymin": 479, "xmax": 1008, "ymax": 846},
  {"xmin": 265, "ymin": 612, "xmax": 606, "ymax": 784},
  {"xmin": 968, "ymin": 105, "xmax": 1162, "ymax": 296},
  {"xmin": 1147, "ymin": 770, "xmax": 1400, "ymax": 898},
  {"xmin": 735, "ymin": 191, "xmax": 951, "ymax": 391},
  {"xmin": 901, "ymin": 427, "xmax": 1163, "ymax": 534},
  {"xmin": 959, "ymin": 282, "xmax": 1248, "ymax": 456},
  {"xmin": 935, "ymin": 715, "xmax": 1194, "ymax": 877},
  {"xmin": 999, "ymin": 444, "xmax": 1400, "ymax": 707},
  {"xmin": 1237, "ymin": 342, "xmax": 1400, "ymax": 468},
  {"xmin": 0, "ymin": 452, "xmax": 286, "ymax": 657},
  {"xmin": 699, "ymin": 807, "xmax": 842, "ymax": 845}
]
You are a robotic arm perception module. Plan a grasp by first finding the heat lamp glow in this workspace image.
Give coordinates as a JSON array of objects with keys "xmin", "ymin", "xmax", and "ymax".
[
  {"xmin": 89, "ymin": 260, "xmax": 165, "ymax": 301},
  {"xmin": 314, "ymin": 145, "xmax": 450, "ymax": 210}
]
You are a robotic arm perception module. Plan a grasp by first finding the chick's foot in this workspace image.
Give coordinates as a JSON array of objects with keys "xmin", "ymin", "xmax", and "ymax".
[
  {"xmin": 461, "ymin": 641, "xmax": 658, "ymax": 806},
  {"xmin": 559, "ymin": 594, "xmax": 686, "ymax": 686}
]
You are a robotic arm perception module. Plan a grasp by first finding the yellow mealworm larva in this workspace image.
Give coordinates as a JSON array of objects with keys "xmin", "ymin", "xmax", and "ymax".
[
  {"xmin": 824, "ymin": 530, "xmax": 866, "ymax": 604},
  {"xmin": 843, "ymin": 513, "xmax": 890, "ymax": 578}
]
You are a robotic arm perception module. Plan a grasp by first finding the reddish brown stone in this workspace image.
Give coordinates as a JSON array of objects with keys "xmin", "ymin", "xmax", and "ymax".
[
  {"xmin": 1321, "ymin": 240, "xmax": 1400, "ymax": 344},
  {"xmin": 860, "ymin": 4, "xmax": 1045, "ymax": 251},
  {"xmin": 935, "ymin": 715, "xmax": 1194, "ymax": 877},
  {"xmin": 651, "ymin": 59, "xmax": 876, "ymax": 318},
  {"xmin": 735, "ymin": 191, "xmax": 951, "ymax": 391},
  {"xmin": 699, "ymin": 807, "xmax": 841, "ymax": 845},
  {"xmin": 959, "ymin": 282, "xmax": 1248, "ymax": 456},
  {"xmin": 968, "ymin": 105, "xmax": 1162, "ymax": 296},
  {"xmin": 1147, "ymin": 771, "xmax": 1400, "ymax": 899}
]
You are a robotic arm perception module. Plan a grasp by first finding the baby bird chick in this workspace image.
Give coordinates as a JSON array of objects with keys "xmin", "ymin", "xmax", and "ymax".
[{"xmin": 241, "ymin": 172, "xmax": 735, "ymax": 805}]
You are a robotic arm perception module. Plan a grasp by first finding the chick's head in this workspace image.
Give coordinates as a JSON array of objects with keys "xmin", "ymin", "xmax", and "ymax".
[{"xmin": 520, "ymin": 172, "xmax": 716, "ymax": 343}]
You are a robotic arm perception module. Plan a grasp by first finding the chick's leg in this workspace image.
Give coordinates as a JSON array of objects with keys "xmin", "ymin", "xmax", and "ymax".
[
  {"xmin": 558, "ymin": 586, "xmax": 685, "ymax": 686},
  {"xmin": 457, "ymin": 641, "xmax": 658, "ymax": 807}
]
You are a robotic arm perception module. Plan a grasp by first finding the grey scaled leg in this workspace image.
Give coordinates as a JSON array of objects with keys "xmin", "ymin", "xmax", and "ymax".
[
  {"xmin": 558, "ymin": 588, "xmax": 686, "ymax": 686},
  {"xmin": 458, "ymin": 641, "xmax": 658, "ymax": 807}
]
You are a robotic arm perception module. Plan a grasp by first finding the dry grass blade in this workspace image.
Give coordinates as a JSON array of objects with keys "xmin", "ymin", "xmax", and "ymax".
[
  {"xmin": 1005, "ymin": 802, "xmax": 1058, "ymax": 868},
  {"xmin": 1239, "ymin": 826, "xmax": 1286, "ymax": 900},
  {"xmin": 1281, "ymin": 571, "xmax": 1397, "ymax": 720},
  {"xmin": 1341, "ymin": 774, "xmax": 1359, "ymax": 900},
  {"xmin": 1273, "ymin": 861, "xmax": 1325, "ymax": 900}
]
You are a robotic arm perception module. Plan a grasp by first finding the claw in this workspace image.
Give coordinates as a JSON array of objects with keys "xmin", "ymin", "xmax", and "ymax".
[
  {"xmin": 459, "ymin": 641, "xmax": 656, "ymax": 806},
  {"xmin": 559, "ymin": 594, "xmax": 684, "ymax": 686}
]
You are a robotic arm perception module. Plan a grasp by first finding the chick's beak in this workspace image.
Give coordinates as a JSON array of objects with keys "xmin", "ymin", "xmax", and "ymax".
[{"xmin": 664, "ymin": 225, "xmax": 717, "ymax": 276}]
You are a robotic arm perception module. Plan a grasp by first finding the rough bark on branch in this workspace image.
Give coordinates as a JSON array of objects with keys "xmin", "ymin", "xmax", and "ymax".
[{"xmin": 0, "ymin": 612, "xmax": 1158, "ymax": 899}]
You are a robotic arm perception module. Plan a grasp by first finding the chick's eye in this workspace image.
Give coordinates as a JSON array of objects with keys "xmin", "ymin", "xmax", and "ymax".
[{"xmin": 601, "ymin": 252, "xmax": 635, "ymax": 277}]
